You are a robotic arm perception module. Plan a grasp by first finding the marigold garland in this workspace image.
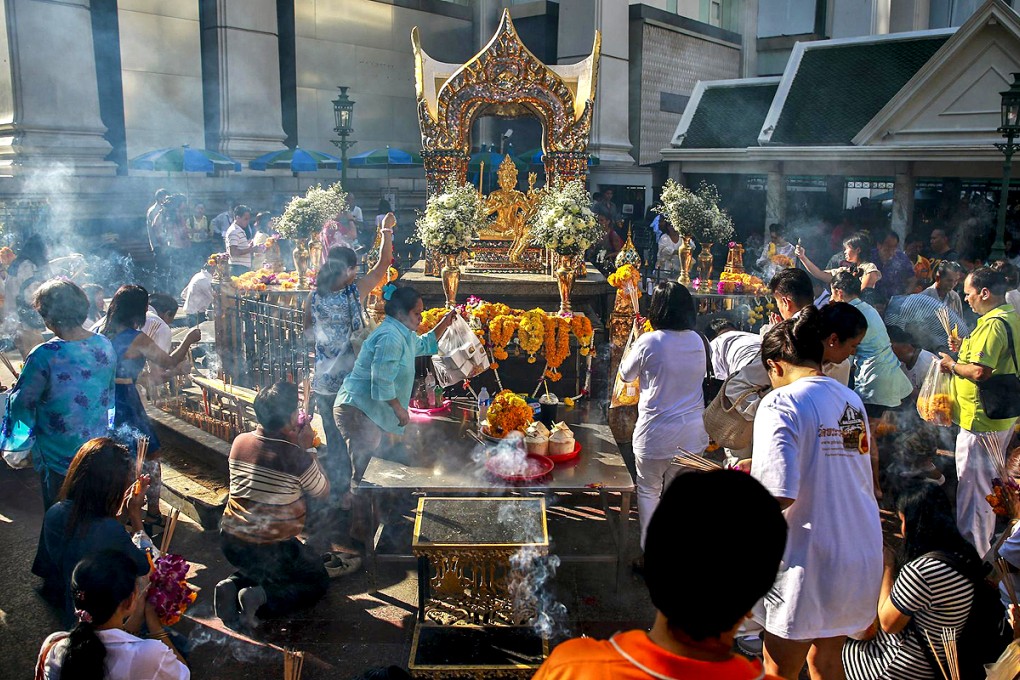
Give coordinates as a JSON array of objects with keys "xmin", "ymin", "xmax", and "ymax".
[
  {"xmin": 518, "ymin": 309, "xmax": 546, "ymax": 363},
  {"xmin": 608, "ymin": 264, "xmax": 642, "ymax": 295},
  {"xmin": 418, "ymin": 307, "xmax": 448, "ymax": 334},
  {"xmin": 485, "ymin": 389, "xmax": 533, "ymax": 436},
  {"xmin": 543, "ymin": 316, "xmax": 571, "ymax": 381},
  {"xmin": 570, "ymin": 314, "xmax": 594, "ymax": 356},
  {"xmin": 489, "ymin": 314, "xmax": 519, "ymax": 363}
]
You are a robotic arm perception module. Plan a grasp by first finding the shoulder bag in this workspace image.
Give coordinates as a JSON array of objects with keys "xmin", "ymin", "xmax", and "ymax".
[
  {"xmin": 698, "ymin": 332, "xmax": 723, "ymax": 407},
  {"xmin": 703, "ymin": 373, "xmax": 768, "ymax": 450},
  {"xmin": 978, "ymin": 317, "xmax": 1020, "ymax": 420}
]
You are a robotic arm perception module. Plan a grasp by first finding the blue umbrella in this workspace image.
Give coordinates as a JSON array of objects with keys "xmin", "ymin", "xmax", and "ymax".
[
  {"xmin": 249, "ymin": 146, "xmax": 342, "ymax": 172},
  {"xmin": 517, "ymin": 148, "xmax": 600, "ymax": 167},
  {"xmin": 129, "ymin": 145, "xmax": 241, "ymax": 173},
  {"xmin": 348, "ymin": 147, "xmax": 422, "ymax": 166}
]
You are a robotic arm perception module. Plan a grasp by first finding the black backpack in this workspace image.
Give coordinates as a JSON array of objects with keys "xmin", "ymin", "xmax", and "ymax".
[{"xmin": 912, "ymin": 550, "xmax": 1011, "ymax": 680}]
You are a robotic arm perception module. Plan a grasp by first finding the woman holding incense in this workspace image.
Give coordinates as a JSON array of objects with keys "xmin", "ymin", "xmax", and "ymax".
[
  {"xmin": 333, "ymin": 284, "xmax": 456, "ymax": 541},
  {"xmin": 796, "ymin": 232, "xmax": 882, "ymax": 291},
  {"xmin": 751, "ymin": 306, "xmax": 882, "ymax": 680},
  {"xmin": 38, "ymin": 550, "xmax": 188, "ymax": 680},
  {"xmin": 842, "ymin": 484, "xmax": 979, "ymax": 680},
  {"xmin": 618, "ymin": 281, "xmax": 708, "ymax": 550},
  {"xmin": 39, "ymin": 438, "xmax": 154, "ymax": 625},
  {"xmin": 101, "ymin": 285, "xmax": 201, "ymax": 527}
]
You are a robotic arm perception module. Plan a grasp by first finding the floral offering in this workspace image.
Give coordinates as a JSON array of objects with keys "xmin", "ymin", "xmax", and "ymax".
[
  {"xmin": 529, "ymin": 180, "xmax": 601, "ymax": 256},
  {"xmin": 653, "ymin": 179, "xmax": 734, "ymax": 244},
  {"xmin": 517, "ymin": 309, "xmax": 547, "ymax": 362},
  {"xmin": 987, "ymin": 476, "xmax": 1020, "ymax": 518},
  {"xmin": 608, "ymin": 264, "xmax": 642, "ymax": 295},
  {"xmin": 543, "ymin": 316, "xmax": 571, "ymax": 381},
  {"xmin": 717, "ymin": 271, "xmax": 767, "ymax": 295},
  {"xmin": 207, "ymin": 252, "xmax": 229, "ymax": 267},
  {"xmin": 485, "ymin": 389, "xmax": 533, "ymax": 436},
  {"xmin": 146, "ymin": 553, "xmax": 197, "ymax": 626},
  {"xmin": 276, "ymin": 183, "xmax": 347, "ymax": 241},
  {"xmin": 415, "ymin": 181, "xmax": 482, "ymax": 255},
  {"xmin": 918, "ymin": 393, "xmax": 953, "ymax": 426}
]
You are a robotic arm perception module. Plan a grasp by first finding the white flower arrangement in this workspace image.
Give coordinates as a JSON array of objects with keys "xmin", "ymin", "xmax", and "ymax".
[
  {"xmin": 654, "ymin": 179, "xmax": 734, "ymax": 244},
  {"xmin": 415, "ymin": 182, "xmax": 482, "ymax": 255},
  {"xmin": 529, "ymin": 180, "xmax": 601, "ymax": 257},
  {"xmin": 275, "ymin": 182, "xmax": 347, "ymax": 241}
]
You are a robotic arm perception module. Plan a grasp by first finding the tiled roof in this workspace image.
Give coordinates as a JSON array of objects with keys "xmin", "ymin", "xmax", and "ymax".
[
  {"xmin": 766, "ymin": 34, "xmax": 950, "ymax": 145},
  {"xmin": 681, "ymin": 81, "xmax": 780, "ymax": 148}
]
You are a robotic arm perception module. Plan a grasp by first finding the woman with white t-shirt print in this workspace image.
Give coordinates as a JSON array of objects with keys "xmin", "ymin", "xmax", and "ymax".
[
  {"xmin": 751, "ymin": 306, "xmax": 883, "ymax": 680},
  {"xmin": 619, "ymin": 281, "xmax": 708, "ymax": 551}
]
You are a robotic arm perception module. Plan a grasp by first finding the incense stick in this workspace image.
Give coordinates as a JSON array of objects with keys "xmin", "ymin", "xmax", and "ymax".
[
  {"xmin": 925, "ymin": 630, "xmax": 951, "ymax": 680},
  {"xmin": 998, "ymin": 557, "xmax": 1020, "ymax": 614},
  {"xmin": 671, "ymin": 448, "xmax": 723, "ymax": 472},
  {"xmin": 283, "ymin": 648, "xmax": 304, "ymax": 680},
  {"xmin": 0, "ymin": 351, "xmax": 19, "ymax": 380},
  {"xmin": 159, "ymin": 508, "xmax": 181, "ymax": 554}
]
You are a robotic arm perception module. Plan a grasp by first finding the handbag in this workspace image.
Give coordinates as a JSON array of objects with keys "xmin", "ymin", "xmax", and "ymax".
[
  {"xmin": 703, "ymin": 375, "xmax": 767, "ymax": 450},
  {"xmin": 979, "ymin": 317, "xmax": 1020, "ymax": 420},
  {"xmin": 699, "ymin": 332, "xmax": 722, "ymax": 407},
  {"xmin": 610, "ymin": 322, "xmax": 641, "ymax": 408}
]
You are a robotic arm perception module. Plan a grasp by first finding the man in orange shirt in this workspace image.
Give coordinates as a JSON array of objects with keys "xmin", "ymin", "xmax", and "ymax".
[{"xmin": 532, "ymin": 470, "xmax": 788, "ymax": 680}]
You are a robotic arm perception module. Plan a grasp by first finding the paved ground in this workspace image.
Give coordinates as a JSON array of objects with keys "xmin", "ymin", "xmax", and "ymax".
[{"xmin": 0, "ymin": 461, "xmax": 652, "ymax": 679}]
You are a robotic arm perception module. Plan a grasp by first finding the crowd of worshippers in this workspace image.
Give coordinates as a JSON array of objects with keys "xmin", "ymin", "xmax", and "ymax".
[{"xmin": 7, "ymin": 215, "xmax": 1020, "ymax": 679}]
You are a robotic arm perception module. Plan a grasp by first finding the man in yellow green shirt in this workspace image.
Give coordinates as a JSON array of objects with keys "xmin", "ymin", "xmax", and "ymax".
[{"xmin": 939, "ymin": 267, "xmax": 1020, "ymax": 555}]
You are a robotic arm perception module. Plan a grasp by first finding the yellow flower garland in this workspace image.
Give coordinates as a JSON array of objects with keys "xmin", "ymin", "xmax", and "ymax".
[
  {"xmin": 543, "ymin": 316, "xmax": 571, "ymax": 381},
  {"xmin": 570, "ymin": 314, "xmax": 594, "ymax": 357},
  {"xmin": 418, "ymin": 307, "xmax": 447, "ymax": 334},
  {"xmin": 488, "ymin": 314, "xmax": 519, "ymax": 367},
  {"xmin": 608, "ymin": 264, "xmax": 642, "ymax": 296},
  {"xmin": 517, "ymin": 309, "xmax": 546, "ymax": 363},
  {"xmin": 486, "ymin": 389, "xmax": 533, "ymax": 436}
]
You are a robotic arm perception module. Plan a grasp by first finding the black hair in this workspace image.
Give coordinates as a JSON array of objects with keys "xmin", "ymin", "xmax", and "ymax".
[
  {"xmin": 705, "ymin": 317, "xmax": 737, "ymax": 341},
  {"xmin": 934, "ymin": 260, "xmax": 963, "ymax": 278},
  {"xmin": 253, "ymin": 211, "xmax": 272, "ymax": 229},
  {"xmin": 761, "ymin": 305, "xmax": 825, "ymax": 369},
  {"xmin": 905, "ymin": 233, "xmax": 925, "ymax": 245},
  {"xmin": 897, "ymin": 483, "xmax": 981, "ymax": 572},
  {"xmin": 885, "ymin": 324, "xmax": 916, "ymax": 346},
  {"xmin": 768, "ymin": 222, "xmax": 785, "ymax": 236},
  {"xmin": 377, "ymin": 199, "xmax": 392, "ymax": 214},
  {"xmin": 58, "ymin": 438, "xmax": 134, "ymax": 538},
  {"xmin": 233, "ymin": 204, "xmax": 251, "ymax": 219},
  {"xmin": 252, "ymin": 381, "xmax": 298, "ymax": 432},
  {"xmin": 859, "ymin": 288, "xmax": 888, "ymax": 308},
  {"xmin": 876, "ymin": 229, "xmax": 900, "ymax": 245},
  {"xmin": 102, "ymin": 285, "xmax": 149, "ymax": 335},
  {"xmin": 830, "ymin": 270, "xmax": 862, "ymax": 297},
  {"xmin": 383, "ymin": 286, "xmax": 422, "ymax": 319},
  {"xmin": 34, "ymin": 279, "xmax": 89, "ymax": 330},
  {"xmin": 769, "ymin": 268, "xmax": 814, "ymax": 308},
  {"xmin": 992, "ymin": 259, "xmax": 1020, "ymax": 288},
  {"xmin": 843, "ymin": 232, "xmax": 874, "ymax": 264},
  {"xmin": 647, "ymin": 281, "xmax": 696, "ymax": 332},
  {"xmin": 645, "ymin": 470, "xmax": 786, "ymax": 640},
  {"xmin": 820, "ymin": 301, "xmax": 868, "ymax": 342},
  {"xmin": 13, "ymin": 234, "xmax": 48, "ymax": 272},
  {"xmin": 968, "ymin": 266, "xmax": 1008, "ymax": 297},
  {"xmin": 62, "ymin": 550, "xmax": 141, "ymax": 680},
  {"xmin": 148, "ymin": 292, "xmax": 179, "ymax": 318},
  {"xmin": 327, "ymin": 245, "xmax": 357, "ymax": 269}
]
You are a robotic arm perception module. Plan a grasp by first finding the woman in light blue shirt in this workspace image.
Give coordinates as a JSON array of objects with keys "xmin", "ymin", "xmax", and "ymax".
[{"xmin": 333, "ymin": 285, "xmax": 455, "ymax": 539}]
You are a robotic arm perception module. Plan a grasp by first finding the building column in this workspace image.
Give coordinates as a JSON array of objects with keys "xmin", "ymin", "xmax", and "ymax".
[
  {"xmin": 766, "ymin": 166, "xmax": 786, "ymax": 238},
  {"xmin": 739, "ymin": 0, "xmax": 759, "ymax": 78},
  {"xmin": 0, "ymin": 0, "xmax": 115, "ymax": 175},
  {"xmin": 668, "ymin": 163, "xmax": 683, "ymax": 183},
  {"xmin": 557, "ymin": 0, "xmax": 633, "ymax": 166},
  {"xmin": 891, "ymin": 163, "xmax": 915, "ymax": 241},
  {"xmin": 200, "ymin": 0, "xmax": 286, "ymax": 161}
]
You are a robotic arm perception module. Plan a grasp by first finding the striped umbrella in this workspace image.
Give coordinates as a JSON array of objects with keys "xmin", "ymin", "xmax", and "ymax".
[
  {"xmin": 249, "ymin": 147, "xmax": 342, "ymax": 172},
  {"xmin": 129, "ymin": 145, "xmax": 241, "ymax": 173}
]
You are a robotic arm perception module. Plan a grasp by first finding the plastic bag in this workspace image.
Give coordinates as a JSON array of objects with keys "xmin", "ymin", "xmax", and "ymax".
[
  {"xmin": 610, "ymin": 323, "xmax": 641, "ymax": 408},
  {"xmin": 431, "ymin": 314, "xmax": 490, "ymax": 387},
  {"xmin": 916, "ymin": 360, "xmax": 953, "ymax": 426},
  {"xmin": 0, "ymin": 390, "xmax": 29, "ymax": 469}
]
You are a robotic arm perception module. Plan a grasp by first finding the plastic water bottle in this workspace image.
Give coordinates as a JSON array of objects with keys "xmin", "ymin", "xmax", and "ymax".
[
  {"xmin": 425, "ymin": 372, "xmax": 437, "ymax": 408},
  {"xmin": 478, "ymin": 387, "xmax": 491, "ymax": 425}
]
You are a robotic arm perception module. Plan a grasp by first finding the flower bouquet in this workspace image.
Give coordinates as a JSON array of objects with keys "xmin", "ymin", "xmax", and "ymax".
[
  {"xmin": 609, "ymin": 263, "xmax": 642, "ymax": 312},
  {"xmin": 146, "ymin": 553, "xmax": 197, "ymax": 626},
  {"xmin": 276, "ymin": 183, "xmax": 347, "ymax": 242},
  {"xmin": 484, "ymin": 389, "xmax": 534, "ymax": 437},
  {"xmin": 415, "ymin": 182, "xmax": 482, "ymax": 255},
  {"xmin": 528, "ymin": 180, "xmax": 601, "ymax": 257},
  {"xmin": 653, "ymin": 179, "xmax": 734, "ymax": 245}
]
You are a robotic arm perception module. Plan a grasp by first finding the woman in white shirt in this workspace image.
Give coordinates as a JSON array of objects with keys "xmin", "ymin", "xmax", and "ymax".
[
  {"xmin": 654, "ymin": 218, "xmax": 682, "ymax": 277},
  {"xmin": 751, "ymin": 307, "xmax": 882, "ymax": 680},
  {"xmin": 619, "ymin": 281, "xmax": 708, "ymax": 549},
  {"xmin": 38, "ymin": 550, "xmax": 189, "ymax": 680}
]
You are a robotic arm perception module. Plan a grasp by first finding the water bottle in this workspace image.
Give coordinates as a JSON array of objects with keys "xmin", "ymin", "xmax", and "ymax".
[
  {"xmin": 478, "ymin": 387, "xmax": 491, "ymax": 425},
  {"xmin": 425, "ymin": 372, "xmax": 437, "ymax": 408}
]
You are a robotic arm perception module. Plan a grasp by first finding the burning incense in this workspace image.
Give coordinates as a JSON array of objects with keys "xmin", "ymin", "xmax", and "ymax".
[
  {"xmin": 671, "ymin": 448, "xmax": 723, "ymax": 472},
  {"xmin": 283, "ymin": 648, "xmax": 305, "ymax": 680},
  {"xmin": 0, "ymin": 351, "xmax": 20, "ymax": 380},
  {"xmin": 159, "ymin": 508, "xmax": 181, "ymax": 554},
  {"xmin": 133, "ymin": 435, "xmax": 150, "ymax": 496}
]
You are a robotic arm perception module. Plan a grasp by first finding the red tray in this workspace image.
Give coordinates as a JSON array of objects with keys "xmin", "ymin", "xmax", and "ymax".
[
  {"xmin": 485, "ymin": 453, "xmax": 554, "ymax": 483},
  {"xmin": 546, "ymin": 440, "xmax": 581, "ymax": 464},
  {"xmin": 409, "ymin": 400, "xmax": 451, "ymax": 420}
]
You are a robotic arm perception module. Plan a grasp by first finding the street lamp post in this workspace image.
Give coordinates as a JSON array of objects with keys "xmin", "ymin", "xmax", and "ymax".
[
  {"xmin": 331, "ymin": 86, "xmax": 356, "ymax": 185},
  {"xmin": 991, "ymin": 73, "xmax": 1020, "ymax": 261}
]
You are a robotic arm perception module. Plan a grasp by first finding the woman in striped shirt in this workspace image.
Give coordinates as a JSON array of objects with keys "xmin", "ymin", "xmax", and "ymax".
[{"xmin": 843, "ymin": 484, "xmax": 978, "ymax": 680}]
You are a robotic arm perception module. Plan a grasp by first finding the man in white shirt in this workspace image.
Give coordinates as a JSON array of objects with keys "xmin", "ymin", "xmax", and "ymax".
[
  {"xmin": 920, "ymin": 260, "xmax": 963, "ymax": 316},
  {"xmin": 887, "ymin": 324, "xmax": 936, "ymax": 393},
  {"xmin": 706, "ymin": 318, "xmax": 762, "ymax": 379},
  {"xmin": 224, "ymin": 205, "xmax": 256, "ymax": 276},
  {"xmin": 182, "ymin": 264, "xmax": 215, "ymax": 326},
  {"xmin": 143, "ymin": 293, "xmax": 177, "ymax": 353},
  {"xmin": 346, "ymin": 193, "xmax": 364, "ymax": 235}
]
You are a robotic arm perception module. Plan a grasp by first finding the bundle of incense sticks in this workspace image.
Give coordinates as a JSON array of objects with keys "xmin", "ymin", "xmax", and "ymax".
[
  {"xmin": 159, "ymin": 508, "xmax": 181, "ymax": 554},
  {"xmin": 671, "ymin": 448, "xmax": 722, "ymax": 472},
  {"xmin": 935, "ymin": 306, "xmax": 957, "ymax": 343},
  {"xmin": 981, "ymin": 432, "xmax": 1020, "ymax": 518},
  {"xmin": 134, "ymin": 436, "xmax": 150, "ymax": 495},
  {"xmin": 998, "ymin": 556, "xmax": 1020, "ymax": 613},
  {"xmin": 0, "ymin": 352, "xmax": 19, "ymax": 379},
  {"xmin": 925, "ymin": 628, "xmax": 960, "ymax": 680},
  {"xmin": 283, "ymin": 648, "xmax": 305, "ymax": 680}
]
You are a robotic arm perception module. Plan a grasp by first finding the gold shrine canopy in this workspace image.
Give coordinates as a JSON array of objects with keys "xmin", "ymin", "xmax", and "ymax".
[{"xmin": 411, "ymin": 9, "xmax": 600, "ymax": 194}]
